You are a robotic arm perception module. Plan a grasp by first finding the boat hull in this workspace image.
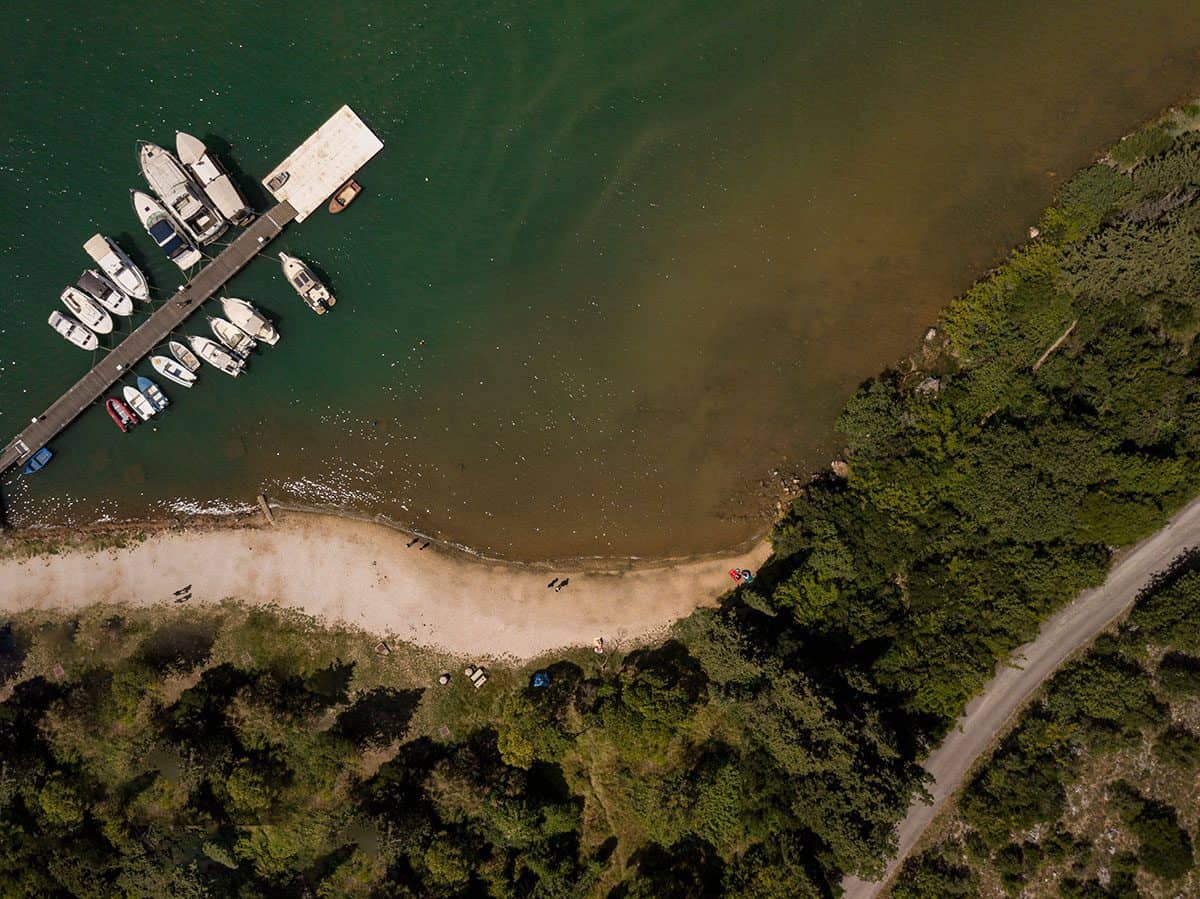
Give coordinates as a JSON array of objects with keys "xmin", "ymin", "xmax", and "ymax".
[
  {"xmin": 151, "ymin": 355, "xmax": 196, "ymax": 388},
  {"xmin": 210, "ymin": 316, "xmax": 256, "ymax": 356},
  {"xmin": 83, "ymin": 234, "xmax": 150, "ymax": 301},
  {"xmin": 132, "ymin": 190, "xmax": 203, "ymax": 270},
  {"xmin": 219, "ymin": 297, "xmax": 279, "ymax": 345},
  {"xmin": 48, "ymin": 310, "xmax": 98, "ymax": 351},
  {"xmin": 22, "ymin": 447, "xmax": 53, "ymax": 474},
  {"xmin": 123, "ymin": 386, "xmax": 156, "ymax": 420},
  {"xmin": 77, "ymin": 270, "xmax": 133, "ymax": 317},
  {"xmin": 328, "ymin": 179, "xmax": 362, "ymax": 214},
  {"xmin": 139, "ymin": 141, "xmax": 227, "ymax": 245},
  {"xmin": 279, "ymin": 253, "xmax": 334, "ymax": 313},
  {"xmin": 187, "ymin": 335, "xmax": 245, "ymax": 377},
  {"xmin": 106, "ymin": 397, "xmax": 138, "ymax": 432},
  {"xmin": 168, "ymin": 340, "xmax": 202, "ymax": 372},
  {"xmin": 136, "ymin": 376, "xmax": 169, "ymax": 411},
  {"xmin": 176, "ymin": 132, "xmax": 255, "ymax": 226},
  {"xmin": 61, "ymin": 286, "xmax": 114, "ymax": 334}
]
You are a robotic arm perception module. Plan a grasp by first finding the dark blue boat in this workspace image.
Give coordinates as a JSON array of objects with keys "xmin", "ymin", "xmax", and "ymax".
[{"xmin": 22, "ymin": 447, "xmax": 53, "ymax": 474}]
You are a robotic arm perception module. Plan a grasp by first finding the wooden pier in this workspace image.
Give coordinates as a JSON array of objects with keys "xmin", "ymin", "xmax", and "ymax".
[{"xmin": 0, "ymin": 201, "xmax": 297, "ymax": 475}]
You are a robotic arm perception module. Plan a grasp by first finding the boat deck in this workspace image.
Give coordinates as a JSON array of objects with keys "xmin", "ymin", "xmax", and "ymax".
[{"xmin": 0, "ymin": 202, "xmax": 297, "ymax": 475}]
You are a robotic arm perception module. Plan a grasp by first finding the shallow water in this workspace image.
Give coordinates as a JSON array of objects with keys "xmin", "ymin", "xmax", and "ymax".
[{"xmin": 1, "ymin": 1, "xmax": 1199, "ymax": 559}]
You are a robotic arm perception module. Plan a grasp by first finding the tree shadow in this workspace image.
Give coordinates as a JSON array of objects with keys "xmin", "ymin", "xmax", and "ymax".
[
  {"xmin": 0, "ymin": 622, "xmax": 29, "ymax": 685},
  {"xmin": 334, "ymin": 687, "xmax": 424, "ymax": 746},
  {"xmin": 303, "ymin": 659, "xmax": 355, "ymax": 706},
  {"xmin": 1136, "ymin": 546, "xmax": 1200, "ymax": 600},
  {"xmin": 622, "ymin": 639, "xmax": 708, "ymax": 700},
  {"xmin": 611, "ymin": 836, "xmax": 724, "ymax": 899},
  {"xmin": 137, "ymin": 617, "xmax": 219, "ymax": 673}
]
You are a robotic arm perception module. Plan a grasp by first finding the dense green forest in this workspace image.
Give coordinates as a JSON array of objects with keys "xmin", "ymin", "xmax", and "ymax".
[
  {"xmin": 892, "ymin": 560, "xmax": 1200, "ymax": 898},
  {"xmin": 4, "ymin": 104, "xmax": 1200, "ymax": 896}
]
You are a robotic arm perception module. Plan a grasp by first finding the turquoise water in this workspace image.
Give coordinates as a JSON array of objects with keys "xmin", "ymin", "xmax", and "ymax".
[{"xmin": 1, "ymin": 1, "xmax": 1199, "ymax": 558}]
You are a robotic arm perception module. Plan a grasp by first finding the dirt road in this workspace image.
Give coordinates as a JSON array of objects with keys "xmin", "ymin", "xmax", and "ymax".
[
  {"xmin": 0, "ymin": 510, "xmax": 769, "ymax": 660},
  {"xmin": 842, "ymin": 494, "xmax": 1200, "ymax": 898}
]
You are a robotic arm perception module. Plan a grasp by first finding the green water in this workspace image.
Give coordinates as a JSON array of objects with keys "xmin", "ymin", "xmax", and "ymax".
[{"xmin": 2, "ymin": 1, "xmax": 1199, "ymax": 559}]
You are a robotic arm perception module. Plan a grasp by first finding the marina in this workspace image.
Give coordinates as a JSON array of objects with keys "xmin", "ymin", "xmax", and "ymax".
[{"xmin": 0, "ymin": 105, "xmax": 382, "ymax": 477}]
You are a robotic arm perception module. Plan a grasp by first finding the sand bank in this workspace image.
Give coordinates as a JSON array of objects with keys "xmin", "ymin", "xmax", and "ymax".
[{"xmin": 0, "ymin": 510, "xmax": 771, "ymax": 659}]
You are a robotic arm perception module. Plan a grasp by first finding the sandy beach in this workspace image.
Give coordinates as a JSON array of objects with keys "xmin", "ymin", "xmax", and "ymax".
[{"xmin": 0, "ymin": 510, "xmax": 771, "ymax": 659}]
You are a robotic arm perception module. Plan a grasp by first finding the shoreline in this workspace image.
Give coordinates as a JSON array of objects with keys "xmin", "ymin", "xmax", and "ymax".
[
  {"xmin": 1, "ymin": 497, "xmax": 774, "ymax": 572},
  {"xmin": 0, "ymin": 507, "xmax": 771, "ymax": 660}
]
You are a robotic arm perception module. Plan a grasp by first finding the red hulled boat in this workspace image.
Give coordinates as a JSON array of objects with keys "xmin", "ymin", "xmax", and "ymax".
[{"xmin": 106, "ymin": 397, "xmax": 139, "ymax": 433}]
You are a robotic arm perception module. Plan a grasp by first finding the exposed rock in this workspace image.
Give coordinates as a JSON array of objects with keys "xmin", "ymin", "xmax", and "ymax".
[
  {"xmin": 916, "ymin": 376, "xmax": 941, "ymax": 395},
  {"xmin": 830, "ymin": 460, "xmax": 850, "ymax": 478}
]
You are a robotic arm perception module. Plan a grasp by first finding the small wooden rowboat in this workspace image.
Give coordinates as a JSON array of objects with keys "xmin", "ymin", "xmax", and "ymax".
[{"xmin": 328, "ymin": 179, "xmax": 362, "ymax": 214}]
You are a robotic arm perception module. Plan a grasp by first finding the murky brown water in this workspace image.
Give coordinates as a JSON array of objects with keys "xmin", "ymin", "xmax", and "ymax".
[{"xmin": 2, "ymin": 0, "xmax": 1199, "ymax": 559}]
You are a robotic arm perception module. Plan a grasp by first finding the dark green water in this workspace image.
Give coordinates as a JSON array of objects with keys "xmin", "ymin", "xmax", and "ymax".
[{"xmin": 2, "ymin": 1, "xmax": 1199, "ymax": 558}]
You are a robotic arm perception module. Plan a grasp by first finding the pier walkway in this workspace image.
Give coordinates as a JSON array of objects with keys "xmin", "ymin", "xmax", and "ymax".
[{"xmin": 0, "ymin": 201, "xmax": 297, "ymax": 475}]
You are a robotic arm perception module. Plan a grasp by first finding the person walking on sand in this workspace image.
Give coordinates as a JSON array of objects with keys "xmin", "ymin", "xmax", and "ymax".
[
  {"xmin": 547, "ymin": 577, "xmax": 559, "ymax": 589},
  {"xmin": 555, "ymin": 578, "xmax": 570, "ymax": 592}
]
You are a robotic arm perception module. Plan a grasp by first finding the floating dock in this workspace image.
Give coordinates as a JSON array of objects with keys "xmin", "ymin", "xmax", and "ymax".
[
  {"xmin": 0, "ymin": 105, "xmax": 382, "ymax": 477},
  {"xmin": 262, "ymin": 105, "xmax": 383, "ymax": 223}
]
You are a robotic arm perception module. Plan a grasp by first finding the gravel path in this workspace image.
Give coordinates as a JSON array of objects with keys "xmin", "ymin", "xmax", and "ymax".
[{"xmin": 842, "ymin": 495, "xmax": 1200, "ymax": 898}]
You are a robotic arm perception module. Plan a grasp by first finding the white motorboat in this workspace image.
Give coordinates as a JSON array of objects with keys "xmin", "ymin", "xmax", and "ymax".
[
  {"xmin": 60, "ymin": 286, "xmax": 114, "ymax": 335},
  {"xmin": 82, "ymin": 234, "xmax": 150, "ymax": 301},
  {"xmin": 132, "ymin": 190, "xmax": 203, "ymax": 270},
  {"xmin": 278, "ymin": 252, "xmax": 334, "ymax": 314},
  {"xmin": 175, "ymin": 132, "xmax": 254, "ymax": 226},
  {"xmin": 123, "ymin": 385, "xmax": 157, "ymax": 420},
  {"xmin": 138, "ymin": 141, "xmax": 226, "ymax": 245},
  {"xmin": 209, "ymin": 316, "xmax": 256, "ymax": 356},
  {"xmin": 76, "ymin": 270, "xmax": 133, "ymax": 317},
  {"xmin": 48, "ymin": 310, "xmax": 98, "ymax": 351},
  {"xmin": 187, "ymin": 335, "xmax": 245, "ymax": 377},
  {"xmin": 151, "ymin": 355, "xmax": 196, "ymax": 388},
  {"xmin": 169, "ymin": 340, "xmax": 202, "ymax": 372},
  {"xmin": 219, "ymin": 296, "xmax": 279, "ymax": 345}
]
